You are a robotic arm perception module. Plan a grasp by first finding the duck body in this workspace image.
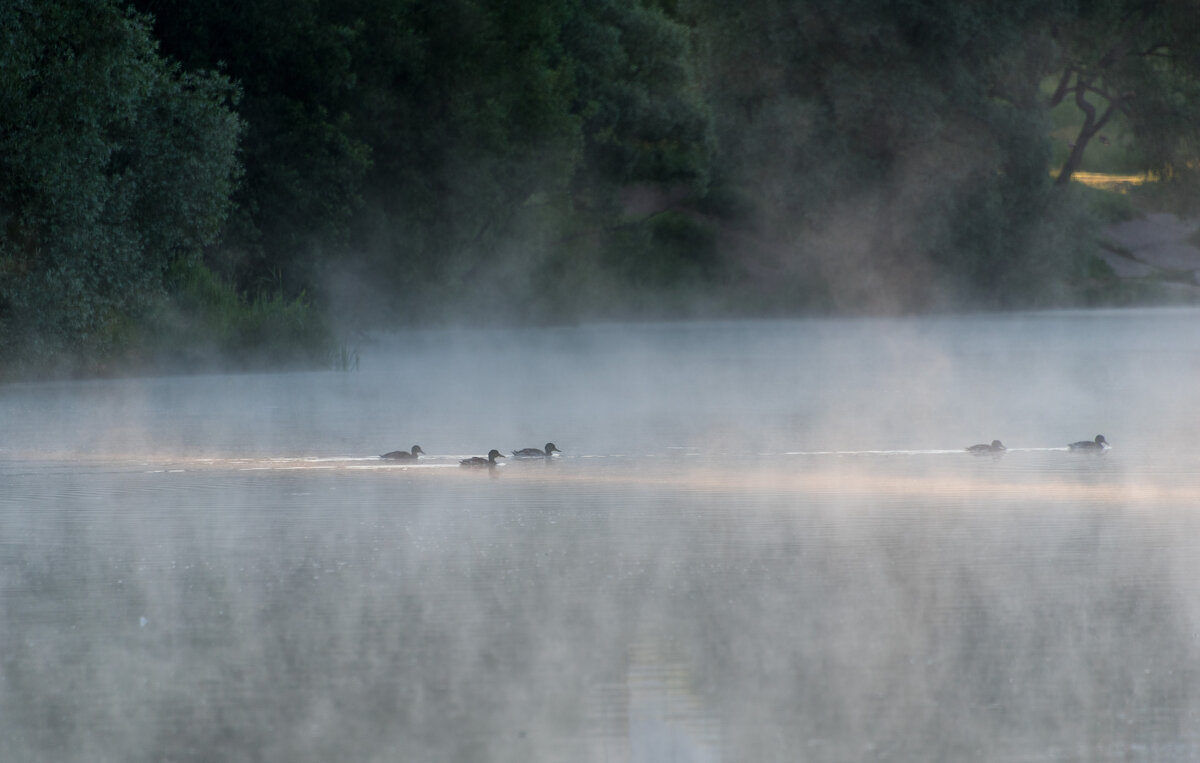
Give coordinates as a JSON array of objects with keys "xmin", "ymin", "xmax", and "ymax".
[
  {"xmin": 1068, "ymin": 434, "xmax": 1109, "ymax": 451},
  {"xmin": 513, "ymin": 442, "xmax": 561, "ymax": 457},
  {"xmin": 461, "ymin": 449, "xmax": 504, "ymax": 467},
  {"xmin": 966, "ymin": 440, "xmax": 1005, "ymax": 454},
  {"xmin": 381, "ymin": 445, "xmax": 425, "ymax": 460}
]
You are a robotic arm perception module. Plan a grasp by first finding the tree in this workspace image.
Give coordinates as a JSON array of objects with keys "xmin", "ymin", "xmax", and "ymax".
[
  {"xmin": 338, "ymin": 0, "xmax": 715, "ymax": 322},
  {"xmin": 1047, "ymin": 0, "xmax": 1200, "ymax": 186},
  {"xmin": 0, "ymin": 0, "xmax": 243, "ymax": 370},
  {"xmin": 134, "ymin": 0, "xmax": 370, "ymax": 298},
  {"xmin": 677, "ymin": 0, "xmax": 1109, "ymax": 310},
  {"xmin": 565, "ymin": 0, "xmax": 713, "ymax": 195},
  {"xmin": 346, "ymin": 0, "xmax": 582, "ymax": 297},
  {"xmin": 133, "ymin": 0, "xmax": 718, "ymax": 324}
]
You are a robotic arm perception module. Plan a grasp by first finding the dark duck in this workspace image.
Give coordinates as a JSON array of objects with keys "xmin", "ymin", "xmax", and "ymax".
[
  {"xmin": 1068, "ymin": 434, "xmax": 1109, "ymax": 451},
  {"xmin": 461, "ymin": 449, "xmax": 504, "ymax": 467},
  {"xmin": 381, "ymin": 445, "xmax": 424, "ymax": 460},
  {"xmin": 513, "ymin": 442, "xmax": 561, "ymax": 457},
  {"xmin": 966, "ymin": 440, "xmax": 1006, "ymax": 454}
]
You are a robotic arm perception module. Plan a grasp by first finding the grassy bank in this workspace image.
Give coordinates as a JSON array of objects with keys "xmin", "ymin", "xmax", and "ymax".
[
  {"xmin": 135, "ymin": 260, "xmax": 337, "ymax": 374},
  {"xmin": 0, "ymin": 261, "xmax": 336, "ymax": 382}
]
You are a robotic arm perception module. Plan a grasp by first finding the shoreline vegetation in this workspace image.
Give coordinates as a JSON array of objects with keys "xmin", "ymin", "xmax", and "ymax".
[{"xmin": 3, "ymin": 1, "xmax": 1200, "ymax": 381}]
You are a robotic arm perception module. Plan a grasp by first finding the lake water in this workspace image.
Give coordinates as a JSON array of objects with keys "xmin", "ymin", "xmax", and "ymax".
[{"xmin": 4, "ymin": 309, "xmax": 1200, "ymax": 761}]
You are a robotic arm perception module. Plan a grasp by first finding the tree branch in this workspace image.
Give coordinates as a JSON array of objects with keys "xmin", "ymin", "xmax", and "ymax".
[
  {"xmin": 1073, "ymin": 78, "xmax": 1097, "ymax": 126},
  {"xmin": 1047, "ymin": 66, "xmax": 1073, "ymax": 108},
  {"xmin": 1091, "ymin": 100, "xmax": 1118, "ymax": 134},
  {"xmin": 1083, "ymin": 82, "xmax": 1120, "ymax": 103},
  {"xmin": 1097, "ymin": 17, "xmax": 1145, "ymax": 69}
]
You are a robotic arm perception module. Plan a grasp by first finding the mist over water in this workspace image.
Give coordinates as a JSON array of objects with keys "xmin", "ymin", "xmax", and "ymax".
[{"xmin": 4, "ymin": 309, "xmax": 1200, "ymax": 761}]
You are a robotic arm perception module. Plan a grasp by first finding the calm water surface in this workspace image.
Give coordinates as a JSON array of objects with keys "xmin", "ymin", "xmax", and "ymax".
[{"xmin": 4, "ymin": 309, "xmax": 1200, "ymax": 761}]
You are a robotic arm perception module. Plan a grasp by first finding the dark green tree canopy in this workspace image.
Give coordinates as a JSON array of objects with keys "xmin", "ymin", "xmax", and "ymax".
[
  {"xmin": 6, "ymin": 0, "xmax": 1200, "ymax": 376},
  {"xmin": 0, "ymin": 0, "xmax": 243, "ymax": 366}
]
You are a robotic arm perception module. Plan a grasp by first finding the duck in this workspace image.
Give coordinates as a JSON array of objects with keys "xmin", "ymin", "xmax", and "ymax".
[
  {"xmin": 513, "ymin": 442, "xmax": 561, "ymax": 457},
  {"xmin": 381, "ymin": 445, "xmax": 424, "ymax": 460},
  {"xmin": 1068, "ymin": 434, "xmax": 1109, "ymax": 451},
  {"xmin": 461, "ymin": 449, "xmax": 504, "ymax": 467},
  {"xmin": 966, "ymin": 440, "xmax": 1006, "ymax": 454}
]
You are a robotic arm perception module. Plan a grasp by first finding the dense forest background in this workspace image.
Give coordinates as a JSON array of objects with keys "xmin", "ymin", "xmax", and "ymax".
[{"xmin": 3, "ymin": 0, "xmax": 1200, "ymax": 377}]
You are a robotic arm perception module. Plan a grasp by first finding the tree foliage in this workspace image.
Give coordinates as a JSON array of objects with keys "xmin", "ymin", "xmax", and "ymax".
[
  {"xmin": 1048, "ymin": 0, "xmax": 1200, "ymax": 186},
  {"xmin": 0, "ymin": 0, "xmax": 243, "ymax": 369},
  {"xmin": 135, "ymin": 0, "xmax": 371, "ymax": 293},
  {"xmin": 343, "ymin": 0, "xmax": 584, "ymax": 308},
  {"xmin": 683, "ymin": 0, "xmax": 1123, "ymax": 310},
  {"xmin": 133, "ymin": 0, "xmax": 716, "ymax": 322},
  {"xmin": 6, "ymin": 0, "xmax": 1200, "ymax": 375}
]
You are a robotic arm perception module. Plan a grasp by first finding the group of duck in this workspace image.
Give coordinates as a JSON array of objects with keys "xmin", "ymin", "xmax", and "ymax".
[
  {"xmin": 379, "ymin": 442, "xmax": 561, "ymax": 467},
  {"xmin": 381, "ymin": 436, "xmax": 1110, "ymax": 463},
  {"xmin": 966, "ymin": 434, "xmax": 1109, "ymax": 454}
]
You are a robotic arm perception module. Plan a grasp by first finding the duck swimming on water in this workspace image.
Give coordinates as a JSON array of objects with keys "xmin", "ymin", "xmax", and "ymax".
[
  {"xmin": 513, "ymin": 442, "xmax": 561, "ymax": 457},
  {"xmin": 381, "ymin": 445, "xmax": 424, "ymax": 460},
  {"xmin": 1068, "ymin": 434, "xmax": 1109, "ymax": 451},
  {"xmin": 461, "ymin": 449, "xmax": 504, "ymax": 467},
  {"xmin": 966, "ymin": 440, "xmax": 1006, "ymax": 453}
]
